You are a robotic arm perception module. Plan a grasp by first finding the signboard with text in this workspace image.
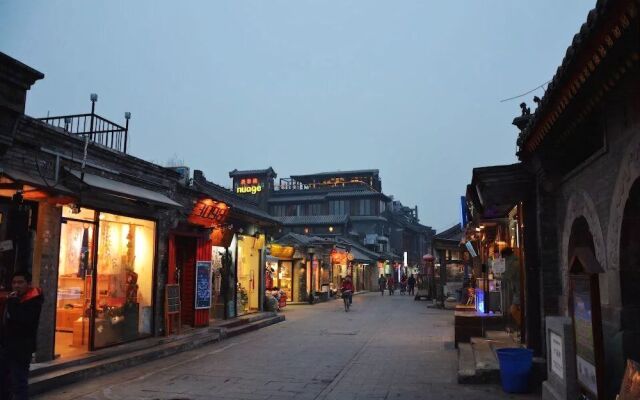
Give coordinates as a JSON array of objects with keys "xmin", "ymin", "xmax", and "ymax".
[
  {"xmin": 550, "ymin": 331, "xmax": 564, "ymax": 379},
  {"xmin": 236, "ymin": 178, "xmax": 262, "ymax": 194},
  {"xmin": 195, "ymin": 261, "xmax": 212, "ymax": 309}
]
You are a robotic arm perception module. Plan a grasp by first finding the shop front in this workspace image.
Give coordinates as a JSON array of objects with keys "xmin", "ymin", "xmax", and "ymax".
[
  {"xmin": 55, "ymin": 206, "xmax": 157, "ymax": 357},
  {"xmin": 235, "ymin": 234, "xmax": 263, "ymax": 315},
  {"xmin": 0, "ymin": 168, "xmax": 74, "ymax": 361},
  {"xmin": 331, "ymin": 249, "xmax": 350, "ymax": 291}
]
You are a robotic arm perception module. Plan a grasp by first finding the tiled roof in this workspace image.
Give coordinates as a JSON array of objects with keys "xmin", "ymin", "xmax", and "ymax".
[
  {"xmin": 192, "ymin": 179, "xmax": 278, "ymax": 224},
  {"xmin": 229, "ymin": 167, "xmax": 276, "ymax": 178},
  {"xmin": 518, "ymin": 0, "xmax": 637, "ymax": 155},
  {"xmin": 277, "ymin": 215, "xmax": 349, "ymax": 226},
  {"xmin": 334, "ymin": 237, "xmax": 380, "ymax": 262},
  {"xmin": 268, "ymin": 194, "xmax": 326, "ymax": 203},
  {"xmin": 350, "ymin": 216, "xmax": 388, "ymax": 222},
  {"xmin": 275, "ymin": 232, "xmax": 335, "ymax": 247},
  {"xmin": 434, "ymin": 224, "xmax": 463, "ymax": 242}
]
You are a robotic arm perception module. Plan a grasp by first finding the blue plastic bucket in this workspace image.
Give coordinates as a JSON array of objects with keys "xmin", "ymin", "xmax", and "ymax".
[{"xmin": 496, "ymin": 348, "xmax": 533, "ymax": 393}]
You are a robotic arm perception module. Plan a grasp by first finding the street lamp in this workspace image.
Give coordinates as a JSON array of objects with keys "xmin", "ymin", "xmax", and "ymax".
[{"xmin": 307, "ymin": 247, "xmax": 315, "ymax": 304}]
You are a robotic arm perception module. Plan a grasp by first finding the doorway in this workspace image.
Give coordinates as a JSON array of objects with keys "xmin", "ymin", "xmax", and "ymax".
[
  {"xmin": 55, "ymin": 206, "xmax": 156, "ymax": 357},
  {"xmin": 620, "ymin": 178, "xmax": 640, "ymax": 364},
  {"xmin": 55, "ymin": 211, "xmax": 95, "ymax": 358},
  {"xmin": 175, "ymin": 235, "xmax": 197, "ymax": 327}
]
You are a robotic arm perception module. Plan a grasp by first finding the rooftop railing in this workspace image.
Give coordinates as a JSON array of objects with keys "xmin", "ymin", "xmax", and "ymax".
[{"xmin": 38, "ymin": 94, "xmax": 131, "ymax": 153}]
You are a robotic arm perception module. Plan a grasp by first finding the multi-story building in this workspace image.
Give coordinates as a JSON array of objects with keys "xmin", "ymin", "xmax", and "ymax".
[{"xmin": 229, "ymin": 168, "xmax": 434, "ymax": 288}]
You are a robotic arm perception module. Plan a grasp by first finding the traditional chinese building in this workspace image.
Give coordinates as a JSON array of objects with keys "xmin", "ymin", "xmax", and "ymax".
[{"xmin": 512, "ymin": 1, "xmax": 639, "ymax": 397}]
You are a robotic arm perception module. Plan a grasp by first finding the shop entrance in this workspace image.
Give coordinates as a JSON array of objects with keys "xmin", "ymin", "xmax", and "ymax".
[
  {"xmin": 236, "ymin": 235, "xmax": 260, "ymax": 315},
  {"xmin": 55, "ymin": 206, "xmax": 156, "ymax": 358},
  {"xmin": 175, "ymin": 235, "xmax": 197, "ymax": 326},
  {"xmin": 619, "ymin": 178, "xmax": 640, "ymax": 366},
  {"xmin": 0, "ymin": 195, "xmax": 38, "ymax": 291}
]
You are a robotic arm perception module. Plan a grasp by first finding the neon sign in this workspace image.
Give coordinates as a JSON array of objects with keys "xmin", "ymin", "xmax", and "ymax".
[
  {"xmin": 189, "ymin": 198, "xmax": 229, "ymax": 228},
  {"xmin": 236, "ymin": 178, "xmax": 262, "ymax": 195}
]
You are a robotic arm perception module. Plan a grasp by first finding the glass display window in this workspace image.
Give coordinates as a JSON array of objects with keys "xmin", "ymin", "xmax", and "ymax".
[
  {"xmin": 55, "ymin": 217, "xmax": 95, "ymax": 357},
  {"xmin": 94, "ymin": 213, "xmax": 155, "ymax": 348},
  {"xmin": 55, "ymin": 207, "xmax": 156, "ymax": 357},
  {"xmin": 236, "ymin": 235, "xmax": 260, "ymax": 315}
]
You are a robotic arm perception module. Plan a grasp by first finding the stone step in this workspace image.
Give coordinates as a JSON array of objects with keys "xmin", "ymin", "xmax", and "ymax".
[
  {"xmin": 29, "ymin": 329, "xmax": 221, "ymax": 396},
  {"xmin": 30, "ymin": 327, "xmax": 216, "ymax": 378},
  {"xmin": 224, "ymin": 315, "xmax": 285, "ymax": 338},
  {"xmin": 458, "ymin": 332, "xmax": 528, "ymax": 385},
  {"xmin": 485, "ymin": 330, "xmax": 512, "ymax": 340},
  {"xmin": 457, "ymin": 343, "xmax": 477, "ymax": 383},
  {"xmin": 471, "ymin": 337, "xmax": 499, "ymax": 370},
  {"xmin": 29, "ymin": 313, "xmax": 285, "ymax": 397},
  {"xmin": 216, "ymin": 311, "xmax": 279, "ymax": 329}
]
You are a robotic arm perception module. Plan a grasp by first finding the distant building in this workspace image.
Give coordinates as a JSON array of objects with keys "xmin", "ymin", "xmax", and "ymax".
[{"xmin": 229, "ymin": 168, "xmax": 434, "ymax": 288}]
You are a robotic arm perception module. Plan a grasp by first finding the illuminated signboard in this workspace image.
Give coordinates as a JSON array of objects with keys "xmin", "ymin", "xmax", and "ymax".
[
  {"xmin": 188, "ymin": 198, "xmax": 229, "ymax": 228},
  {"xmin": 236, "ymin": 177, "xmax": 262, "ymax": 195}
]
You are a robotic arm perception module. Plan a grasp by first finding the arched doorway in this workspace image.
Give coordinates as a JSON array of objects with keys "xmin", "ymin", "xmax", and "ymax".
[
  {"xmin": 619, "ymin": 178, "xmax": 640, "ymax": 365},
  {"xmin": 568, "ymin": 217, "xmax": 605, "ymax": 399}
]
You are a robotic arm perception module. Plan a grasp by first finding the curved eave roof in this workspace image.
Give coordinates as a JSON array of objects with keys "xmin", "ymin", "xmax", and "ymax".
[{"xmin": 518, "ymin": 0, "xmax": 639, "ymax": 157}]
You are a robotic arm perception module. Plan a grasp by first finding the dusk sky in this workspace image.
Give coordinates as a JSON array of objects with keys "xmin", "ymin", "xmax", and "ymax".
[{"xmin": 0, "ymin": 1, "xmax": 595, "ymax": 231}]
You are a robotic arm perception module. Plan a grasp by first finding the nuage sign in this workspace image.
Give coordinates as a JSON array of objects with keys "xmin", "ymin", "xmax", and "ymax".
[{"xmin": 236, "ymin": 178, "xmax": 262, "ymax": 195}]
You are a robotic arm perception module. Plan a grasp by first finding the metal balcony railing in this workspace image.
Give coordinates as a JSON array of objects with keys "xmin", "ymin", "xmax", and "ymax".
[{"xmin": 38, "ymin": 94, "xmax": 131, "ymax": 153}]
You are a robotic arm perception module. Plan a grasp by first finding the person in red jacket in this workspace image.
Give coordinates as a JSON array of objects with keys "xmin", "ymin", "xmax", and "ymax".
[
  {"xmin": 387, "ymin": 275, "xmax": 396, "ymax": 295},
  {"xmin": 0, "ymin": 271, "xmax": 44, "ymax": 400},
  {"xmin": 340, "ymin": 276, "xmax": 354, "ymax": 306}
]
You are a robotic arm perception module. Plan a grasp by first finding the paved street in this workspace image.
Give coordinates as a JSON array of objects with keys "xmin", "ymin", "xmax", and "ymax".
[{"xmin": 36, "ymin": 293, "xmax": 538, "ymax": 400}]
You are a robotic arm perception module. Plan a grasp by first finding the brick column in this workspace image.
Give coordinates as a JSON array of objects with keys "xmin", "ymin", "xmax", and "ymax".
[
  {"xmin": 32, "ymin": 202, "xmax": 62, "ymax": 362},
  {"xmin": 534, "ymin": 177, "xmax": 562, "ymax": 357}
]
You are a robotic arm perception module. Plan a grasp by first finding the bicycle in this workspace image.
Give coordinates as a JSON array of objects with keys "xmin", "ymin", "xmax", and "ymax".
[{"xmin": 342, "ymin": 290, "xmax": 352, "ymax": 312}]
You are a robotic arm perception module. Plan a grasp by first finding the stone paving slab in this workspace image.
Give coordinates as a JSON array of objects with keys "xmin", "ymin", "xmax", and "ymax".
[{"xmin": 34, "ymin": 294, "xmax": 538, "ymax": 400}]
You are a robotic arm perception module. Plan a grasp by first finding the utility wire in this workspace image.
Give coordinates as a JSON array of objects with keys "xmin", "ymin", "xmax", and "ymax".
[{"xmin": 499, "ymin": 80, "xmax": 551, "ymax": 103}]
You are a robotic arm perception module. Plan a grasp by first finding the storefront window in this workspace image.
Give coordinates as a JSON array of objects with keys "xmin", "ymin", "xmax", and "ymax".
[
  {"xmin": 93, "ymin": 213, "xmax": 155, "ymax": 348},
  {"xmin": 293, "ymin": 260, "xmax": 307, "ymax": 302},
  {"xmin": 56, "ymin": 208, "xmax": 156, "ymax": 355},
  {"xmin": 266, "ymin": 260, "xmax": 292, "ymax": 302},
  {"xmin": 211, "ymin": 246, "xmax": 226, "ymax": 319},
  {"xmin": 55, "ymin": 218, "xmax": 94, "ymax": 357},
  {"xmin": 236, "ymin": 235, "xmax": 260, "ymax": 315}
]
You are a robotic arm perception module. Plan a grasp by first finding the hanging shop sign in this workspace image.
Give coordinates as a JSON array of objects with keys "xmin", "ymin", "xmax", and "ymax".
[
  {"xmin": 236, "ymin": 178, "xmax": 262, "ymax": 195},
  {"xmin": 189, "ymin": 198, "xmax": 229, "ymax": 228},
  {"xmin": 195, "ymin": 261, "xmax": 212, "ymax": 309},
  {"xmin": 270, "ymin": 244, "xmax": 295, "ymax": 258}
]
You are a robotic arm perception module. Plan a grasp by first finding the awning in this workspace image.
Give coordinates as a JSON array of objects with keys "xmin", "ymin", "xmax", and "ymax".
[
  {"xmin": 67, "ymin": 169, "xmax": 182, "ymax": 208},
  {"xmin": 350, "ymin": 247, "xmax": 376, "ymax": 263},
  {"xmin": 470, "ymin": 163, "xmax": 533, "ymax": 219},
  {"xmin": 0, "ymin": 166, "xmax": 73, "ymax": 194}
]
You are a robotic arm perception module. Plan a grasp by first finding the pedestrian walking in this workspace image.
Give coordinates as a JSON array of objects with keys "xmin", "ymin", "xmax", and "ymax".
[
  {"xmin": 0, "ymin": 271, "xmax": 44, "ymax": 400},
  {"xmin": 408, "ymin": 274, "xmax": 416, "ymax": 296},
  {"xmin": 387, "ymin": 275, "xmax": 395, "ymax": 295},
  {"xmin": 400, "ymin": 275, "xmax": 408, "ymax": 295},
  {"xmin": 378, "ymin": 274, "xmax": 386, "ymax": 295}
]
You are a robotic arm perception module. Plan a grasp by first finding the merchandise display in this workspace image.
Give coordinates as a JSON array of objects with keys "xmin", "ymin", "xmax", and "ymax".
[{"xmin": 55, "ymin": 207, "xmax": 156, "ymax": 356}]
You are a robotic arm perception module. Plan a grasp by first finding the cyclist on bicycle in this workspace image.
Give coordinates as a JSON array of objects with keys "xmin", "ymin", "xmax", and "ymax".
[{"xmin": 341, "ymin": 276, "xmax": 354, "ymax": 306}]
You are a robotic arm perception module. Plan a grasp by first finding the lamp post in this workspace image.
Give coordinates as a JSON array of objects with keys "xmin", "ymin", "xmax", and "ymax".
[{"xmin": 307, "ymin": 247, "xmax": 315, "ymax": 304}]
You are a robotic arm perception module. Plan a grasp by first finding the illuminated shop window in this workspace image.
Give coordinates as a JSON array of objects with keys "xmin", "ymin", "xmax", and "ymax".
[{"xmin": 94, "ymin": 213, "xmax": 155, "ymax": 348}]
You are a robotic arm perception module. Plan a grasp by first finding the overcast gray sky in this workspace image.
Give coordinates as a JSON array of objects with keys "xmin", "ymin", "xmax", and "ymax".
[{"xmin": 0, "ymin": 1, "xmax": 595, "ymax": 231}]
